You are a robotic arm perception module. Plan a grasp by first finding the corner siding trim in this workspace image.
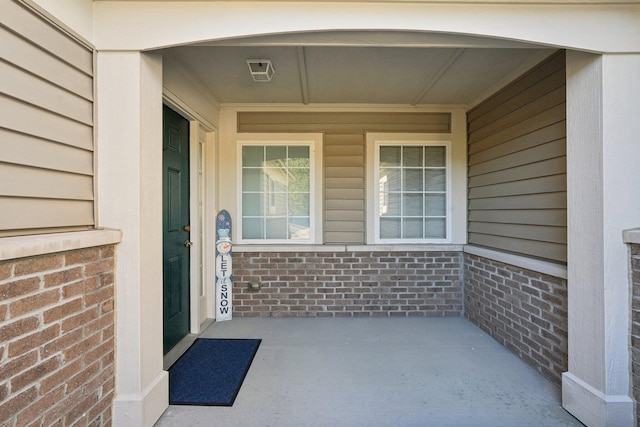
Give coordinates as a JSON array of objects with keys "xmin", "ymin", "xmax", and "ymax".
[{"xmin": 0, "ymin": 229, "xmax": 122, "ymax": 261}]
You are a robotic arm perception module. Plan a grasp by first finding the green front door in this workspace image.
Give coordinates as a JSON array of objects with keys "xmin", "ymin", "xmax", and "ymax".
[{"xmin": 163, "ymin": 105, "xmax": 191, "ymax": 354}]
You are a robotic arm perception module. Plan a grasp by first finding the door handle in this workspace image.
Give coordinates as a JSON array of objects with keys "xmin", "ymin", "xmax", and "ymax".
[{"xmin": 184, "ymin": 239, "xmax": 193, "ymax": 248}]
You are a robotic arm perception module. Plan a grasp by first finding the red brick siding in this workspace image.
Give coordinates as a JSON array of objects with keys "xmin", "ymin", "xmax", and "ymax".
[
  {"xmin": 464, "ymin": 253, "xmax": 568, "ymax": 385},
  {"xmin": 630, "ymin": 243, "xmax": 640, "ymax": 424},
  {"xmin": 0, "ymin": 246, "xmax": 116, "ymax": 427},
  {"xmin": 232, "ymin": 251, "xmax": 463, "ymax": 317}
]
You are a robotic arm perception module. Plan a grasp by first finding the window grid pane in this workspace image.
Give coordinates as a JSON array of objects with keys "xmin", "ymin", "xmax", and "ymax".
[
  {"xmin": 378, "ymin": 144, "xmax": 446, "ymax": 240},
  {"xmin": 242, "ymin": 145, "xmax": 311, "ymax": 240}
]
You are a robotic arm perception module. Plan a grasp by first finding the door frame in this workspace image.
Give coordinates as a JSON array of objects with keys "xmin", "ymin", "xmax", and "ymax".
[
  {"xmin": 189, "ymin": 122, "xmax": 218, "ymax": 329},
  {"xmin": 164, "ymin": 96, "xmax": 218, "ymax": 334}
]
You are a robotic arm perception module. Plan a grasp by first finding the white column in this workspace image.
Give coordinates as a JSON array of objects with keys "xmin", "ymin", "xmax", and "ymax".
[
  {"xmin": 96, "ymin": 51, "xmax": 168, "ymax": 427},
  {"xmin": 564, "ymin": 51, "xmax": 640, "ymax": 426}
]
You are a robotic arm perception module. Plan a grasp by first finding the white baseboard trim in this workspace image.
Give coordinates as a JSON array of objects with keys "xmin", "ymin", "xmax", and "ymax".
[
  {"xmin": 112, "ymin": 370, "xmax": 169, "ymax": 427},
  {"xmin": 562, "ymin": 372, "xmax": 634, "ymax": 426}
]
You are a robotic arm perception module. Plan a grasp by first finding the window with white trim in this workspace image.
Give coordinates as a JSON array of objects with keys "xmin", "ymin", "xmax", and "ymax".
[
  {"xmin": 373, "ymin": 139, "xmax": 450, "ymax": 243},
  {"xmin": 238, "ymin": 135, "xmax": 322, "ymax": 243}
]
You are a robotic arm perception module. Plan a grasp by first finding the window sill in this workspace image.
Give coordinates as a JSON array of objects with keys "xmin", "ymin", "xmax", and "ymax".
[
  {"xmin": 0, "ymin": 228, "xmax": 122, "ymax": 262},
  {"xmin": 623, "ymin": 227, "xmax": 640, "ymax": 245},
  {"xmin": 233, "ymin": 243, "xmax": 464, "ymax": 253}
]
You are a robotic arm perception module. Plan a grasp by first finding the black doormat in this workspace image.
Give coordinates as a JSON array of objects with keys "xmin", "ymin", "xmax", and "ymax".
[{"xmin": 168, "ymin": 338, "xmax": 261, "ymax": 406}]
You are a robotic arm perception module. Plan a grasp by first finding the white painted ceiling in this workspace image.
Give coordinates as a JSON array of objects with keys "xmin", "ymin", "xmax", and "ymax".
[{"xmin": 163, "ymin": 31, "xmax": 556, "ymax": 106}]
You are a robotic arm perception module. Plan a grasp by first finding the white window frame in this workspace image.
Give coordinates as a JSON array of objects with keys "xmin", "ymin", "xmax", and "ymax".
[
  {"xmin": 366, "ymin": 133, "xmax": 452, "ymax": 244},
  {"xmin": 236, "ymin": 133, "xmax": 323, "ymax": 244}
]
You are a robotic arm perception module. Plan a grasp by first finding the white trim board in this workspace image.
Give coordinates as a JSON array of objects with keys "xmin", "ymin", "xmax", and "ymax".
[
  {"xmin": 623, "ymin": 227, "xmax": 640, "ymax": 244},
  {"xmin": 234, "ymin": 244, "xmax": 464, "ymax": 253},
  {"xmin": 464, "ymin": 245, "xmax": 567, "ymax": 279},
  {"xmin": 0, "ymin": 228, "xmax": 122, "ymax": 261}
]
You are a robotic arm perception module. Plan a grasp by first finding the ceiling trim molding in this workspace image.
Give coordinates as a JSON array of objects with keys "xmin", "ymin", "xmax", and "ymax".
[
  {"xmin": 220, "ymin": 103, "xmax": 467, "ymax": 112},
  {"xmin": 297, "ymin": 47, "xmax": 311, "ymax": 105}
]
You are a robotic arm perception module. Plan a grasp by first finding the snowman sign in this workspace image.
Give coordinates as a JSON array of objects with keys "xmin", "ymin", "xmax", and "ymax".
[{"xmin": 215, "ymin": 209, "xmax": 232, "ymax": 321}]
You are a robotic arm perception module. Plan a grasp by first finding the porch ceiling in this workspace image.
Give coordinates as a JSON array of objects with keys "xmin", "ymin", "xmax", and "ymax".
[{"xmin": 163, "ymin": 31, "xmax": 556, "ymax": 106}]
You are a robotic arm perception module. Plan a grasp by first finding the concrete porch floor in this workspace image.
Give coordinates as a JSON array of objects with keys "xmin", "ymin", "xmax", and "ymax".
[{"xmin": 155, "ymin": 317, "xmax": 583, "ymax": 427}]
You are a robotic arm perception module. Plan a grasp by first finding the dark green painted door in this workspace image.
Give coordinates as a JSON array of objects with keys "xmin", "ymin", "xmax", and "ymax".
[{"xmin": 163, "ymin": 105, "xmax": 190, "ymax": 354}]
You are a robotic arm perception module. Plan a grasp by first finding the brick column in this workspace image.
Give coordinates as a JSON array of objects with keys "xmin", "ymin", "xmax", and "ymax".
[
  {"xmin": 0, "ymin": 246, "xmax": 116, "ymax": 426},
  {"xmin": 624, "ymin": 232, "xmax": 640, "ymax": 425}
]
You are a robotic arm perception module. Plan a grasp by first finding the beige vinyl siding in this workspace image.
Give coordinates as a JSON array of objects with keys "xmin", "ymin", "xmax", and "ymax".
[
  {"xmin": 237, "ymin": 111, "xmax": 451, "ymax": 244},
  {"xmin": 0, "ymin": 0, "xmax": 94, "ymax": 236},
  {"xmin": 238, "ymin": 112, "xmax": 451, "ymax": 134},
  {"xmin": 324, "ymin": 134, "xmax": 366, "ymax": 243},
  {"xmin": 467, "ymin": 51, "xmax": 566, "ymax": 263}
]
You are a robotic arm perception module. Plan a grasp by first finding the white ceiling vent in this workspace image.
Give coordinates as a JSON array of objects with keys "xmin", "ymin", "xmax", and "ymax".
[{"xmin": 246, "ymin": 59, "xmax": 275, "ymax": 82}]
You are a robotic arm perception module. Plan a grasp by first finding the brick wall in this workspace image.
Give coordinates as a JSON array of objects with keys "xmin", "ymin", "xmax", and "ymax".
[
  {"xmin": 232, "ymin": 251, "xmax": 462, "ymax": 317},
  {"xmin": 0, "ymin": 245, "xmax": 116, "ymax": 427},
  {"xmin": 464, "ymin": 253, "xmax": 568, "ymax": 385},
  {"xmin": 630, "ymin": 243, "xmax": 640, "ymax": 424}
]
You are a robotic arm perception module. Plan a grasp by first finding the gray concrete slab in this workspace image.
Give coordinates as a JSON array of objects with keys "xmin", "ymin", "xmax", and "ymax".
[{"xmin": 155, "ymin": 317, "xmax": 583, "ymax": 427}]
